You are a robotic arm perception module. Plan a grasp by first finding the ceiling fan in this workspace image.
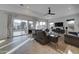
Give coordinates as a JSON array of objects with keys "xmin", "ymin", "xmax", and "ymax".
[
  {"xmin": 44, "ymin": 7, "xmax": 55, "ymax": 16},
  {"xmin": 19, "ymin": 4, "xmax": 24, "ymax": 7}
]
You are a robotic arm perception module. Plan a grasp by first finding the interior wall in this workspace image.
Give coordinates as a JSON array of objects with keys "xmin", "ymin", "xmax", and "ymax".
[
  {"xmin": 48, "ymin": 13, "xmax": 79, "ymax": 32},
  {"xmin": 0, "ymin": 11, "xmax": 8, "ymax": 39}
]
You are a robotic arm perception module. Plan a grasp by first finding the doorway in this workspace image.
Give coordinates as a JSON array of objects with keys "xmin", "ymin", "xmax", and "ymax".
[{"xmin": 13, "ymin": 19, "xmax": 28, "ymax": 37}]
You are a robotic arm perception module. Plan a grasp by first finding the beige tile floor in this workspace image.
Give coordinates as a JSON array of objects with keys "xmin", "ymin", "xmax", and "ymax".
[
  {"xmin": 12, "ymin": 39, "xmax": 59, "ymax": 54},
  {"xmin": 11, "ymin": 35, "xmax": 79, "ymax": 54},
  {"xmin": 0, "ymin": 35, "xmax": 79, "ymax": 54}
]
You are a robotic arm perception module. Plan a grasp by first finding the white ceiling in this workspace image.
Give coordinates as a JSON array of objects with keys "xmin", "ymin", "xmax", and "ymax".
[
  {"xmin": 24, "ymin": 4, "xmax": 79, "ymax": 19},
  {"xmin": 0, "ymin": 4, "xmax": 79, "ymax": 19}
]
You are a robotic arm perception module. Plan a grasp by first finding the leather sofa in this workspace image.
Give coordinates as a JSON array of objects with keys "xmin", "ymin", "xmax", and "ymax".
[
  {"xmin": 64, "ymin": 34, "xmax": 79, "ymax": 48},
  {"xmin": 32, "ymin": 30, "xmax": 51, "ymax": 45},
  {"xmin": 32, "ymin": 30, "xmax": 59, "ymax": 45}
]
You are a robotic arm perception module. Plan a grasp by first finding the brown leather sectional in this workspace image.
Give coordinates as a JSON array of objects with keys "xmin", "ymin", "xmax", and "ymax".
[
  {"xmin": 33, "ymin": 30, "xmax": 79, "ymax": 48},
  {"xmin": 32, "ymin": 30, "xmax": 59, "ymax": 45},
  {"xmin": 64, "ymin": 34, "xmax": 79, "ymax": 48},
  {"xmin": 33, "ymin": 30, "xmax": 50, "ymax": 45}
]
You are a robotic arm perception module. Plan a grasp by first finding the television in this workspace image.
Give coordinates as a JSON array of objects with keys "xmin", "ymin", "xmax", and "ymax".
[{"xmin": 55, "ymin": 22, "xmax": 63, "ymax": 27}]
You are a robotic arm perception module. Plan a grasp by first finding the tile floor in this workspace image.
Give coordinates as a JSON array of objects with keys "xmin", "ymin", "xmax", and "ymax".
[{"xmin": 0, "ymin": 35, "xmax": 79, "ymax": 54}]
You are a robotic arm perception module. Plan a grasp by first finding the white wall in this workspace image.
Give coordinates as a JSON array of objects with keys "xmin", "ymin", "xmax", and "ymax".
[
  {"xmin": 0, "ymin": 12, "xmax": 8, "ymax": 39},
  {"xmin": 48, "ymin": 13, "xmax": 79, "ymax": 32}
]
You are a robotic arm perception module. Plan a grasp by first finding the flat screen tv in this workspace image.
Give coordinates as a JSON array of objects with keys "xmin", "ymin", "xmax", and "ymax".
[{"xmin": 55, "ymin": 22, "xmax": 63, "ymax": 27}]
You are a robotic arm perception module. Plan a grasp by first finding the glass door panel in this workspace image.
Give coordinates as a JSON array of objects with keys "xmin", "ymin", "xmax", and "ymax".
[{"xmin": 13, "ymin": 19, "xmax": 28, "ymax": 36}]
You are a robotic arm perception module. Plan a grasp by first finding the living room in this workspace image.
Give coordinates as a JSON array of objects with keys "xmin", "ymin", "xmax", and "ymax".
[{"xmin": 0, "ymin": 4, "xmax": 79, "ymax": 54}]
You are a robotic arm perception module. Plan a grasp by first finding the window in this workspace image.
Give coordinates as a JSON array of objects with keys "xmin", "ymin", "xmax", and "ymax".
[
  {"xmin": 36, "ymin": 21, "xmax": 46, "ymax": 30},
  {"xmin": 49, "ymin": 22, "xmax": 54, "ymax": 28},
  {"xmin": 13, "ymin": 19, "xmax": 28, "ymax": 36}
]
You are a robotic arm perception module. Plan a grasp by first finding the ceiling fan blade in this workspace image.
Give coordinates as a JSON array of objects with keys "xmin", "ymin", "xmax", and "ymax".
[
  {"xmin": 44, "ymin": 12, "xmax": 55, "ymax": 16},
  {"xmin": 50, "ymin": 13, "xmax": 55, "ymax": 15}
]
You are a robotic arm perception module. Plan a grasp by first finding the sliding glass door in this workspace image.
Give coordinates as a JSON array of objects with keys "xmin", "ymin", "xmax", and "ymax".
[{"xmin": 13, "ymin": 19, "xmax": 28, "ymax": 36}]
